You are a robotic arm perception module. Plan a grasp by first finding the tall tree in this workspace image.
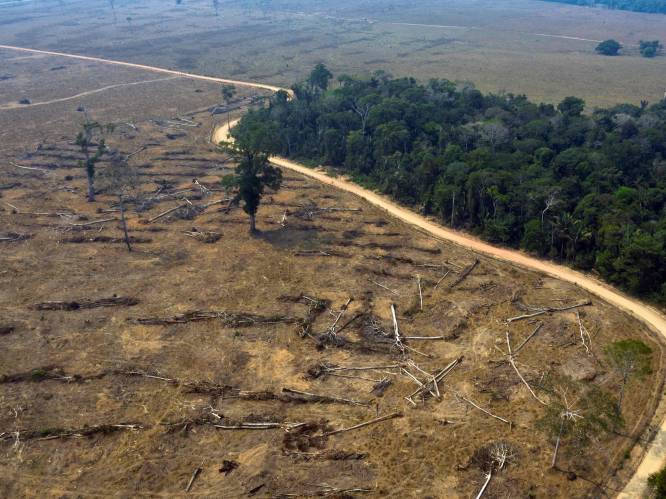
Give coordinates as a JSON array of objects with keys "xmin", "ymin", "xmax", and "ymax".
[
  {"xmin": 101, "ymin": 153, "xmax": 139, "ymax": 252},
  {"xmin": 308, "ymin": 63, "xmax": 333, "ymax": 93},
  {"xmin": 221, "ymin": 112, "xmax": 282, "ymax": 232},
  {"xmin": 75, "ymin": 115, "xmax": 112, "ymax": 202}
]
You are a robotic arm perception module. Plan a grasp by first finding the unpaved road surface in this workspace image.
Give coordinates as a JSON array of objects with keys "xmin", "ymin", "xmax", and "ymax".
[{"xmin": 2, "ymin": 43, "xmax": 664, "ymax": 498}]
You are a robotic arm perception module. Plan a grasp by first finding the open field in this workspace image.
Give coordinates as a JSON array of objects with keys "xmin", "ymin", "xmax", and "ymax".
[
  {"xmin": 1, "ymin": 54, "xmax": 665, "ymax": 497},
  {"xmin": 0, "ymin": 0, "xmax": 665, "ymax": 108}
]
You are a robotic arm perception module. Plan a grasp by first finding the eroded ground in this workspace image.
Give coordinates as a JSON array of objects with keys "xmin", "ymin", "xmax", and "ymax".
[{"xmin": 0, "ymin": 56, "xmax": 664, "ymax": 498}]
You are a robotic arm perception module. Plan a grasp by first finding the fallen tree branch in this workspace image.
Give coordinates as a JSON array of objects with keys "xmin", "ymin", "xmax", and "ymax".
[
  {"xmin": 506, "ymin": 331, "xmax": 547, "ymax": 405},
  {"xmin": 148, "ymin": 203, "xmax": 189, "ymax": 223},
  {"xmin": 68, "ymin": 217, "xmax": 117, "ymax": 227},
  {"xmin": 449, "ymin": 259, "xmax": 479, "ymax": 289},
  {"xmin": 322, "ymin": 412, "xmax": 403, "ymax": 437},
  {"xmin": 506, "ymin": 300, "xmax": 591, "ymax": 323},
  {"xmin": 133, "ymin": 310, "xmax": 296, "ymax": 327},
  {"xmin": 369, "ymin": 279, "xmax": 400, "ymax": 296},
  {"xmin": 576, "ymin": 311, "xmax": 592, "ymax": 355},
  {"xmin": 456, "ymin": 393, "xmax": 511, "ymax": 426},
  {"xmin": 513, "ymin": 322, "xmax": 544, "ymax": 355},
  {"xmin": 282, "ymin": 388, "xmax": 371, "ymax": 407},
  {"xmin": 35, "ymin": 296, "xmax": 138, "ymax": 311}
]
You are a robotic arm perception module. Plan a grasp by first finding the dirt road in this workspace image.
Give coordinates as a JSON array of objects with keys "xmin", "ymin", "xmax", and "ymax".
[{"xmin": 1, "ymin": 43, "xmax": 664, "ymax": 497}]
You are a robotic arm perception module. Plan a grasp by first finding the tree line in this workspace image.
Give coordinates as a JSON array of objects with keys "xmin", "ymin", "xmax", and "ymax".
[
  {"xmin": 232, "ymin": 65, "xmax": 666, "ymax": 304},
  {"xmin": 541, "ymin": 0, "xmax": 666, "ymax": 14}
]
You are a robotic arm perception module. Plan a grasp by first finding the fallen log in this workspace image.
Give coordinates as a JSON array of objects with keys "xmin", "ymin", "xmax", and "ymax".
[
  {"xmin": 148, "ymin": 203, "xmax": 189, "ymax": 223},
  {"xmin": 456, "ymin": 392, "xmax": 511, "ymax": 427},
  {"xmin": 506, "ymin": 300, "xmax": 591, "ymax": 323},
  {"xmin": 322, "ymin": 412, "xmax": 403, "ymax": 437},
  {"xmin": 133, "ymin": 310, "xmax": 297, "ymax": 327},
  {"xmin": 449, "ymin": 259, "xmax": 479, "ymax": 289},
  {"xmin": 282, "ymin": 388, "xmax": 371, "ymax": 407},
  {"xmin": 68, "ymin": 217, "xmax": 117, "ymax": 227},
  {"xmin": 35, "ymin": 296, "xmax": 139, "ymax": 311},
  {"xmin": 1, "ymin": 423, "xmax": 145, "ymax": 442}
]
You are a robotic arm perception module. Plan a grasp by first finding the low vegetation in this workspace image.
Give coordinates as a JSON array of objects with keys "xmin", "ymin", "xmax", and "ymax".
[{"xmin": 234, "ymin": 66, "xmax": 666, "ymax": 304}]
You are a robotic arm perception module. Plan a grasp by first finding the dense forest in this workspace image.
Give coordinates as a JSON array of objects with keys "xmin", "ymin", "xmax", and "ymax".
[
  {"xmin": 541, "ymin": 0, "xmax": 666, "ymax": 14},
  {"xmin": 232, "ymin": 66, "xmax": 666, "ymax": 304}
]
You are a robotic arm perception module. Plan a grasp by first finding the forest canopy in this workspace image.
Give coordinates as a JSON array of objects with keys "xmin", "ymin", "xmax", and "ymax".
[{"xmin": 234, "ymin": 67, "xmax": 666, "ymax": 304}]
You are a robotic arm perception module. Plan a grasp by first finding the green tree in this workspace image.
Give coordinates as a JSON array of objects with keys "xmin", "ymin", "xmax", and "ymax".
[
  {"xmin": 605, "ymin": 339, "xmax": 652, "ymax": 414},
  {"xmin": 640, "ymin": 40, "xmax": 662, "ymax": 58},
  {"xmin": 557, "ymin": 97, "xmax": 586, "ymax": 118},
  {"xmin": 222, "ymin": 112, "xmax": 282, "ymax": 232},
  {"xmin": 75, "ymin": 115, "xmax": 112, "ymax": 202},
  {"xmin": 308, "ymin": 63, "xmax": 333, "ymax": 93},
  {"xmin": 596, "ymin": 39, "xmax": 622, "ymax": 56}
]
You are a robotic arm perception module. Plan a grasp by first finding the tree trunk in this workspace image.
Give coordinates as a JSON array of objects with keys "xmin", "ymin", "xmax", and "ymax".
[
  {"xmin": 249, "ymin": 213, "xmax": 256, "ymax": 233},
  {"xmin": 119, "ymin": 194, "xmax": 132, "ymax": 252},
  {"xmin": 551, "ymin": 419, "xmax": 564, "ymax": 468},
  {"xmin": 450, "ymin": 192, "xmax": 455, "ymax": 227},
  {"xmin": 617, "ymin": 375, "xmax": 627, "ymax": 415},
  {"xmin": 86, "ymin": 163, "xmax": 95, "ymax": 202}
]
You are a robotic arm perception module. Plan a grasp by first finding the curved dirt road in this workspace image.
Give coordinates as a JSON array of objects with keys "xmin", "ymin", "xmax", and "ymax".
[{"xmin": 1, "ymin": 43, "xmax": 665, "ymax": 497}]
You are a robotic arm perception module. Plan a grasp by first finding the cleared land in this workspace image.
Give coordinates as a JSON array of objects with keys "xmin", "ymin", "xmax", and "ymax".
[
  {"xmin": 0, "ymin": 0, "xmax": 665, "ymax": 108},
  {"xmin": 0, "ymin": 54, "xmax": 664, "ymax": 497}
]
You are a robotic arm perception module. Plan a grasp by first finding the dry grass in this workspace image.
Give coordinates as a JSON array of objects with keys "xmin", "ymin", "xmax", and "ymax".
[
  {"xmin": 1, "ymin": 0, "xmax": 666, "ymax": 107},
  {"xmin": 0, "ymin": 61, "xmax": 664, "ymax": 497}
]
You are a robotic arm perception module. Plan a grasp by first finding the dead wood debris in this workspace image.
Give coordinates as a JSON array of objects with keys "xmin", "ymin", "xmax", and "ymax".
[
  {"xmin": 283, "ymin": 420, "xmax": 334, "ymax": 451},
  {"xmin": 404, "ymin": 357, "xmax": 463, "ymax": 406},
  {"xmin": 1, "ymin": 423, "xmax": 144, "ymax": 442},
  {"xmin": 506, "ymin": 300, "xmax": 591, "ymax": 323},
  {"xmin": 0, "ymin": 325, "xmax": 15, "ymax": 336},
  {"xmin": 132, "ymin": 310, "xmax": 297, "ymax": 327},
  {"xmin": 60, "ymin": 235, "xmax": 152, "ymax": 244},
  {"xmin": 0, "ymin": 232, "xmax": 31, "ymax": 242},
  {"xmin": 0, "ymin": 366, "xmax": 84, "ymax": 384},
  {"xmin": 449, "ymin": 259, "xmax": 480, "ymax": 289},
  {"xmin": 183, "ymin": 229, "xmax": 221, "ymax": 243},
  {"xmin": 323, "ymin": 412, "xmax": 403, "ymax": 437},
  {"xmin": 281, "ymin": 388, "xmax": 371, "ymax": 407},
  {"xmin": 279, "ymin": 484, "xmax": 373, "ymax": 497},
  {"xmin": 35, "ymin": 296, "xmax": 139, "ymax": 311},
  {"xmin": 185, "ymin": 467, "xmax": 202, "ymax": 493},
  {"xmin": 455, "ymin": 392, "xmax": 512, "ymax": 427},
  {"xmin": 285, "ymin": 449, "xmax": 367, "ymax": 461},
  {"xmin": 279, "ymin": 294, "xmax": 330, "ymax": 337},
  {"xmin": 219, "ymin": 460, "xmax": 239, "ymax": 475},
  {"xmin": 294, "ymin": 249, "xmax": 351, "ymax": 258}
]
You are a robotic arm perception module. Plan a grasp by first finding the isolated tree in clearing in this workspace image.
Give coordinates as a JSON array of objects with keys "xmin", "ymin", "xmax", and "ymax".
[
  {"xmin": 75, "ymin": 115, "xmax": 113, "ymax": 202},
  {"xmin": 596, "ymin": 39, "xmax": 622, "ymax": 56},
  {"xmin": 101, "ymin": 153, "xmax": 139, "ymax": 252},
  {"xmin": 639, "ymin": 40, "xmax": 662, "ymax": 58},
  {"xmin": 220, "ymin": 111, "xmax": 282, "ymax": 233}
]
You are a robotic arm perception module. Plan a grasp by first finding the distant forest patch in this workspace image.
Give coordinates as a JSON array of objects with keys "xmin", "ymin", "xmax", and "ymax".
[{"xmin": 541, "ymin": 0, "xmax": 666, "ymax": 14}]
